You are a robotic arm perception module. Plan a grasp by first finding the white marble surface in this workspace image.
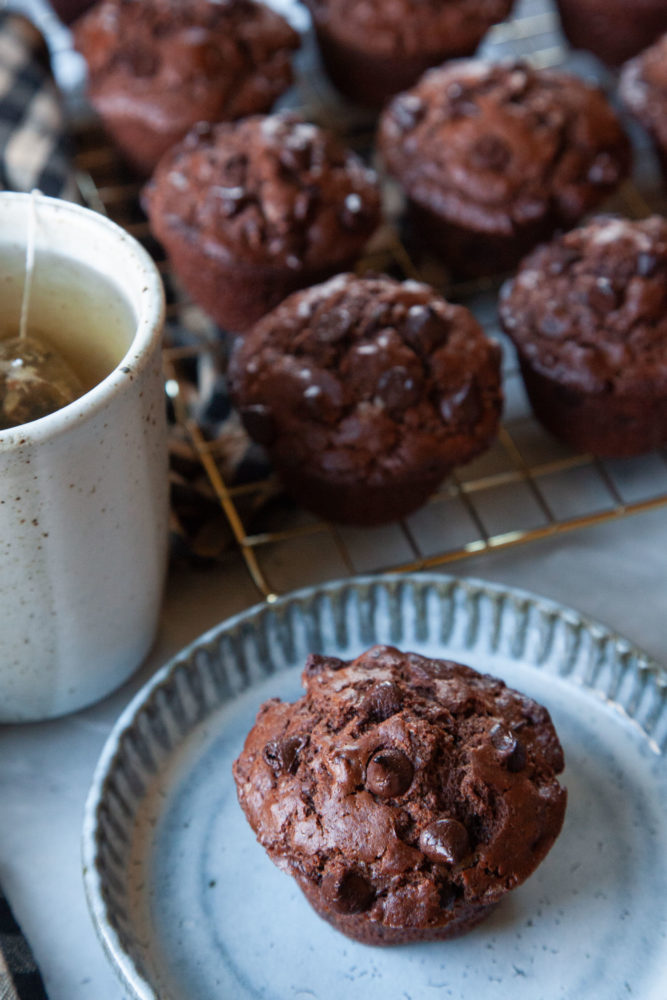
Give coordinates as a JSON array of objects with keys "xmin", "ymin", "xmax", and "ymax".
[{"xmin": 1, "ymin": 506, "xmax": 666, "ymax": 1000}]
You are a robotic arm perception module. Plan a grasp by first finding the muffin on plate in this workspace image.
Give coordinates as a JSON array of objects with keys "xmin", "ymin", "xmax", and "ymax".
[
  {"xmin": 73, "ymin": 0, "xmax": 299, "ymax": 175},
  {"xmin": 143, "ymin": 114, "xmax": 381, "ymax": 332},
  {"xmin": 302, "ymin": 0, "xmax": 515, "ymax": 108},
  {"xmin": 227, "ymin": 272, "xmax": 503, "ymax": 525},
  {"xmin": 554, "ymin": 0, "xmax": 667, "ymax": 68},
  {"xmin": 378, "ymin": 60, "xmax": 631, "ymax": 279},
  {"xmin": 620, "ymin": 35, "xmax": 667, "ymax": 181},
  {"xmin": 499, "ymin": 215, "xmax": 667, "ymax": 457},
  {"xmin": 233, "ymin": 644, "xmax": 567, "ymax": 945}
]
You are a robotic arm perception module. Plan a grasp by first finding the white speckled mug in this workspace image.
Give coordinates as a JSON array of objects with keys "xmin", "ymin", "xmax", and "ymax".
[{"xmin": 0, "ymin": 193, "xmax": 168, "ymax": 722}]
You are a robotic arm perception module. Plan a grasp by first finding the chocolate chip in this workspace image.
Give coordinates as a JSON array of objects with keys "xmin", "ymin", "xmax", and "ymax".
[
  {"xmin": 213, "ymin": 185, "xmax": 247, "ymax": 219},
  {"xmin": 490, "ymin": 723, "xmax": 527, "ymax": 772},
  {"xmin": 262, "ymin": 734, "xmax": 308, "ymax": 775},
  {"xmin": 439, "ymin": 381, "xmax": 482, "ymax": 426},
  {"xmin": 340, "ymin": 192, "xmax": 366, "ymax": 230},
  {"xmin": 391, "ymin": 94, "xmax": 425, "ymax": 131},
  {"xmin": 376, "ymin": 366, "xmax": 423, "ymax": 412},
  {"xmin": 123, "ymin": 45, "xmax": 158, "ymax": 77},
  {"xmin": 366, "ymin": 747, "xmax": 414, "ymax": 798},
  {"xmin": 322, "ymin": 870, "xmax": 376, "ymax": 914},
  {"xmin": 240, "ymin": 404, "xmax": 276, "ymax": 446},
  {"xmin": 222, "ymin": 152, "xmax": 248, "ymax": 187},
  {"xmin": 581, "ymin": 278, "xmax": 618, "ymax": 313},
  {"xmin": 637, "ymin": 252, "xmax": 661, "ymax": 278},
  {"xmin": 303, "ymin": 653, "xmax": 346, "ymax": 676},
  {"xmin": 314, "ymin": 307, "xmax": 352, "ymax": 344},
  {"xmin": 419, "ymin": 818, "xmax": 470, "ymax": 865},
  {"xmin": 279, "ymin": 141, "xmax": 313, "ymax": 174},
  {"xmin": 360, "ymin": 680, "xmax": 403, "ymax": 723},
  {"xmin": 403, "ymin": 305, "xmax": 450, "ymax": 355},
  {"xmin": 470, "ymin": 134, "xmax": 511, "ymax": 172}
]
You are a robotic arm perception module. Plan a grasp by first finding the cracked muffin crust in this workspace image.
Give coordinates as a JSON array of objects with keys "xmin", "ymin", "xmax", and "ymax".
[
  {"xmin": 74, "ymin": 0, "xmax": 299, "ymax": 174},
  {"xmin": 303, "ymin": 0, "xmax": 515, "ymax": 107},
  {"xmin": 228, "ymin": 272, "xmax": 503, "ymax": 524},
  {"xmin": 233, "ymin": 645, "xmax": 567, "ymax": 945},
  {"xmin": 143, "ymin": 114, "xmax": 381, "ymax": 332},
  {"xmin": 378, "ymin": 60, "xmax": 631, "ymax": 278},
  {"xmin": 499, "ymin": 215, "xmax": 667, "ymax": 456},
  {"xmin": 554, "ymin": 0, "xmax": 667, "ymax": 68},
  {"xmin": 620, "ymin": 35, "xmax": 667, "ymax": 181}
]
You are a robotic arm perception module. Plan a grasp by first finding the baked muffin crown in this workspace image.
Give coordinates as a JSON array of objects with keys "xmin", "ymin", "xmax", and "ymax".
[
  {"xmin": 144, "ymin": 114, "xmax": 380, "ymax": 271},
  {"xmin": 74, "ymin": 0, "xmax": 299, "ymax": 124},
  {"xmin": 228, "ymin": 272, "xmax": 502, "ymax": 482},
  {"xmin": 304, "ymin": 0, "xmax": 514, "ymax": 58},
  {"xmin": 499, "ymin": 215, "xmax": 667, "ymax": 393},
  {"xmin": 379, "ymin": 60, "xmax": 631, "ymax": 232}
]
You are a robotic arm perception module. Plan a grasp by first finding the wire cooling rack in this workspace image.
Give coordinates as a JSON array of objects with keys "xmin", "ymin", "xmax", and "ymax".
[{"xmin": 72, "ymin": 0, "xmax": 667, "ymax": 600}]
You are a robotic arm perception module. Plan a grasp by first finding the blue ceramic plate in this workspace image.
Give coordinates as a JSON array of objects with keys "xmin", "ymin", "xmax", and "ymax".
[{"xmin": 82, "ymin": 573, "xmax": 667, "ymax": 1000}]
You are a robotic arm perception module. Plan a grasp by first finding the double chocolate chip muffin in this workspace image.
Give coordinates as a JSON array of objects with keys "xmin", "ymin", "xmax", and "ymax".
[
  {"xmin": 233, "ymin": 645, "xmax": 567, "ymax": 945},
  {"xmin": 303, "ymin": 0, "xmax": 515, "ymax": 107},
  {"xmin": 499, "ymin": 215, "xmax": 667, "ymax": 457},
  {"xmin": 379, "ymin": 60, "xmax": 631, "ymax": 278},
  {"xmin": 74, "ymin": 0, "xmax": 299, "ymax": 174},
  {"xmin": 228, "ymin": 273, "xmax": 503, "ymax": 525},
  {"xmin": 620, "ymin": 34, "xmax": 667, "ymax": 182},
  {"xmin": 144, "ymin": 114, "xmax": 381, "ymax": 332}
]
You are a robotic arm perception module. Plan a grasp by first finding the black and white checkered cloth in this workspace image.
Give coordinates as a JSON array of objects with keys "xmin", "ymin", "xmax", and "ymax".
[
  {"xmin": 0, "ymin": 14, "xmax": 67, "ymax": 995},
  {"xmin": 0, "ymin": 9, "xmax": 77, "ymax": 199},
  {"xmin": 0, "ymin": 889, "xmax": 48, "ymax": 1000}
]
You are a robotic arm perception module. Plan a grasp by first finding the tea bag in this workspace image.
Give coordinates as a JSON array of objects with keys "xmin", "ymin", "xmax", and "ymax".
[{"xmin": 0, "ymin": 334, "xmax": 84, "ymax": 429}]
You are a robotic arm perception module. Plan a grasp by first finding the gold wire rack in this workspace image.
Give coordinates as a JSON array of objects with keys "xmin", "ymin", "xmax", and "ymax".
[{"xmin": 72, "ymin": 0, "xmax": 667, "ymax": 600}]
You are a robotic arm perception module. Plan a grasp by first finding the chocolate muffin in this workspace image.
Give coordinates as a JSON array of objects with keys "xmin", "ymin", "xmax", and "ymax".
[
  {"xmin": 620, "ymin": 34, "xmax": 667, "ymax": 180},
  {"xmin": 73, "ymin": 0, "xmax": 299, "ymax": 175},
  {"xmin": 378, "ymin": 60, "xmax": 631, "ymax": 279},
  {"xmin": 143, "ymin": 114, "xmax": 381, "ymax": 332},
  {"xmin": 233, "ymin": 645, "xmax": 567, "ymax": 945},
  {"xmin": 303, "ymin": 0, "xmax": 515, "ymax": 108},
  {"xmin": 499, "ymin": 215, "xmax": 667, "ymax": 457},
  {"xmin": 228, "ymin": 273, "xmax": 503, "ymax": 525},
  {"xmin": 554, "ymin": 0, "xmax": 667, "ymax": 68}
]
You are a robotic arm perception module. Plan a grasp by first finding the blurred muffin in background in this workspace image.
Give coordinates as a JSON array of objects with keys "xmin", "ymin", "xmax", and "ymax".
[
  {"xmin": 73, "ymin": 0, "xmax": 299, "ymax": 174},
  {"xmin": 554, "ymin": 0, "xmax": 667, "ymax": 68},
  {"xmin": 620, "ymin": 34, "xmax": 667, "ymax": 181},
  {"xmin": 302, "ymin": 0, "xmax": 515, "ymax": 107},
  {"xmin": 143, "ymin": 113, "xmax": 382, "ymax": 332},
  {"xmin": 379, "ymin": 60, "xmax": 631, "ymax": 279}
]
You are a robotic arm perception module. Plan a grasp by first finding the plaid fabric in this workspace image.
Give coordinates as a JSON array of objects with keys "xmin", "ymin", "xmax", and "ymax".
[
  {"xmin": 0, "ymin": 11, "xmax": 77, "ymax": 200},
  {"xmin": 0, "ymin": 890, "xmax": 48, "ymax": 1000}
]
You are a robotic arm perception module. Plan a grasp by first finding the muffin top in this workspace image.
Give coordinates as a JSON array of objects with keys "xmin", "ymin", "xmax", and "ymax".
[
  {"xmin": 499, "ymin": 216, "xmax": 667, "ymax": 393},
  {"xmin": 304, "ymin": 0, "xmax": 514, "ymax": 57},
  {"xmin": 620, "ymin": 33, "xmax": 667, "ymax": 150},
  {"xmin": 144, "ymin": 114, "xmax": 381, "ymax": 270},
  {"xmin": 379, "ymin": 60, "xmax": 631, "ymax": 233},
  {"xmin": 74, "ymin": 0, "xmax": 299, "ymax": 127},
  {"xmin": 228, "ymin": 273, "xmax": 502, "ymax": 483},
  {"xmin": 233, "ymin": 645, "xmax": 566, "ymax": 940}
]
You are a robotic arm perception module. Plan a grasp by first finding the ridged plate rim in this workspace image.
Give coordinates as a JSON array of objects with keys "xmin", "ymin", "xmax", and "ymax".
[{"xmin": 81, "ymin": 571, "xmax": 667, "ymax": 1000}]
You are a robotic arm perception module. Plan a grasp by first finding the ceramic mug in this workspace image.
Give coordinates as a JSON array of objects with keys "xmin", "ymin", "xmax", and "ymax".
[{"xmin": 0, "ymin": 192, "xmax": 168, "ymax": 722}]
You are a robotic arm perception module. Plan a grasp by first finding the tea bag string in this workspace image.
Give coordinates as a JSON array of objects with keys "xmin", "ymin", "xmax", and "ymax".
[{"xmin": 19, "ymin": 189, "xmax": 40, "ymax": 341}]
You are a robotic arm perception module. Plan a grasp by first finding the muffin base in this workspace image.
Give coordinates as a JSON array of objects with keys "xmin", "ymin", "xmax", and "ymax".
[
  {"xmin": 313, "ymin": 27, "xmax": 480, "ymax": 108},
  {"xmin": 297, "ymin": 874, "xmax": 498, "ymax": 945},
  {"xmin": 518, "ymin": 354, "xmax": 667, "ymax": 458},
  {"xmin": 408, "ymin": 200, "xmax": 553, "ymax": 281},
  {"xmin": 555, "ymin": 0, "xmax": 667, "ymax": 67},
  {"xmin": 157, "ymin": 224, "xmax": 361, "ymax": 333},
  {"xmin": 272, "ymin": 461, "xmax": 450, "ymax": 526}
]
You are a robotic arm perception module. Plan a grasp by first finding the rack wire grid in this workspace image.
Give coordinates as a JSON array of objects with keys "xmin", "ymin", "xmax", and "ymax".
[{"xmin": 72, "ymin": 0, "xmax": 667, "ymax": 601}]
